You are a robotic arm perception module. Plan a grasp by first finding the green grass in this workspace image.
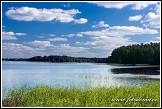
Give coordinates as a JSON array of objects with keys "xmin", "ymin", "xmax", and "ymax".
[{"xmin": 2, "ymin": 82, "xmax": 160, "ymax": 107}]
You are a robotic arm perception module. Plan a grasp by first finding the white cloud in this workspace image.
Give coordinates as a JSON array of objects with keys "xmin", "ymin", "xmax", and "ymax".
[
  {"xmin": 75, "ymin": 41, "xmax": 81, "ymax": 45},
  {"xmin": 80, "ymin": 26, "xmax": 158, "ymax": 37},
  {"xmin": 2, "ymin": 31, "xmax": 26, "ymax": 40},
  {"xmin": 75, "ymin": 26, "xmax": 158, "ymax": 56},
  {"xmin": 92, "ymin": 36, "xmax": 136, "ymax": 50},
  {"xmin": 5, "ymin": 7, "xmax": 82, "ymax": 23},
  {"xmin": 62, "ymin": 34, "xmax": 75, "ymax": 37},
  {"xmin": 92, "ymin": 21, "xmax": 109, "ymax": 28},
  {"xmin": 77, "ymin": 41, "xmax": 97, "ymax": 46},
  {"xmin": 155, "ymin": 3, "xmax": 160, "ymax": 14},
  {"xmin": 91, "ymin": 2, "xmax": 133, "ymax": 9},
  {"xmin": 3, "ymin": 42, "xmax": 34, "ymax": 51},
  {"xmin": 56, "ymin": 44, "xmax": 88, "ymax": 52},
  {"xmin": 62, "ymin": 33, "xmax": 83, "ymax": 37},
  {"xmin": 76, "ymin": 35, "xmax": 136, "ymax": 50},
  {"xmin": 2, "ymin": 42, "xmax": 47, "ymax": 58},
  {"xmin": 74, "ymin": 18, "xmax": 88, "ymax": 24},
  {"xmin": 75, "ymin": 35, "xmax": 137, "ymax": 57},
  {"xmin": 138, "ymin": 3, "xmax": 160, "ymax": 28},
  {"xmin": 48, "ymin": 37, "xmax": 67, "ymax": 41},
  {"xmin": 50, "ymin": 44, "xmax": 93, "ymax": 57},
  {"xmin": 2, "ymin": 31, "xmax": 17, "ymax": 40},
  {"xmin": 91, "ymin": 2, "xmax": 157, "ymax": 10},
  {"xmin": 76, "ymin": 33, "xmax": 83, "ymax": 37},
  {"xmin": 142, "ymin": 12, "xmax": 160, "ymax": 28},
  {"xmin": 145, "ymin": 40, "xmax": 160, "ymax": 44},
  {"xmin": 49, "ymin": 34, "xmax": 55, "ymax": 37},
  {"xmin": 131, "ymin": 2, "xmax": 158, "ymax": 10},
  {"xmin": 129, "ymin": 15, "xmax": 142, "ymax": 21},
  {"xmin": 28, "ymin": 40, "xmax": 53, "ymax": 47},
  {"xmin": 15, "ymin": 33, "xmax": 27, "ymax": 35}
]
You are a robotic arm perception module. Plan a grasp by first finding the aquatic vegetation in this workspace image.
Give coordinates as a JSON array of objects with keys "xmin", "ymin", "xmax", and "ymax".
[{"xmin": 2, "ymin": 82, "xmax": 160, "ymax": 107}]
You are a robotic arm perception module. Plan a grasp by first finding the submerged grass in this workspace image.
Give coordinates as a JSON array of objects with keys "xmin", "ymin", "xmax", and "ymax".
[{"xmin": 2, "ymin": 82, "xmax": 160, "ymax": 107}]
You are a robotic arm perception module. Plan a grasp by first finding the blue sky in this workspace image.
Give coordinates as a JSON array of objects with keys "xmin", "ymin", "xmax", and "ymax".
[{"xmin": 2, "ymin": 1, "xmax": 160, "ymax": 58}]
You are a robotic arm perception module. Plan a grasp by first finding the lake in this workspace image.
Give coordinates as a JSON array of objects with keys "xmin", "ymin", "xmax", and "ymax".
[{"xmin": 2, "ymin": 61, "xmax": 160, "ymax": 91}]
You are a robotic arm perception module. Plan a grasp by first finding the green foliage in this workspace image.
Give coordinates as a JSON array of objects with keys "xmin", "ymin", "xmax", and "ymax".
[
  {"xmin": 108, "ymin": 42, "xmax": 160, "ymax": 65},
  {"xmin": 3, "ymin": 82, "xmax": 160, "ymax": 107}
]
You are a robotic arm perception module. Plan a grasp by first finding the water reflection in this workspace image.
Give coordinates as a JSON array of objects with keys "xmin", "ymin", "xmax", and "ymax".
[{"xmin": 111, "ymin": 66, "xmax": 160, "ymax": 75}]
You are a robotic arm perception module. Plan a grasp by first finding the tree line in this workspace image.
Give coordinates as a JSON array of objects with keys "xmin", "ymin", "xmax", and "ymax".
[
  {"xmin": 3, "ymin": 56, "xmax": 108, "ymax": 63},
  {"xmin": 107, "ymin": 42, "xmax": 160, "ymax": 65}
]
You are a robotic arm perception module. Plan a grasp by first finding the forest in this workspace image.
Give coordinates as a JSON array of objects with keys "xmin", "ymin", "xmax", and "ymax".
[
  {"xmin": 26, "ymin": 55, "xmax": 108, "ymax": 63},
  {"xmin": 3, "ymin": 56, "xmax": 108, "ymax": 63},
  {"xmin": 107, "ymin": 42, "xmax": 160, "ymax": 65}
]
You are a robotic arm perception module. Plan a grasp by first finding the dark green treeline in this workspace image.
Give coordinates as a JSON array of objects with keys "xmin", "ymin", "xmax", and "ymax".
[{"xmin": 108, "ymin": 42, "xmax": 160, "ymax": 65}]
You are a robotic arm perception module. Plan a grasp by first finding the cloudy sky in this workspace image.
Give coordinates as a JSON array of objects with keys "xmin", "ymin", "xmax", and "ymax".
[{"xmin": 2, "ymin": 1, "xmax": 160, "ymax": 58}]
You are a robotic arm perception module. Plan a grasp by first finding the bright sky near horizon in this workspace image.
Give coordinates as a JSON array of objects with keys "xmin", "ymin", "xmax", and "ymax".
[{"xmin": 2, "ymin": 1, "xmax": 160, "ymax": 58}]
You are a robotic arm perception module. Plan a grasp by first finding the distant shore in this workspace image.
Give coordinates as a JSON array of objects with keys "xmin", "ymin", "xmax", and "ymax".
[{"xmin": 2, "ymin": 55, "xmax": 108, "ymax": 63}]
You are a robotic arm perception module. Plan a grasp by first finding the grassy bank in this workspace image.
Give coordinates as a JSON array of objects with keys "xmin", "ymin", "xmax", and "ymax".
[{"xmin": 3, "ymin": 82, "xmax": 160, "ymax": 107}]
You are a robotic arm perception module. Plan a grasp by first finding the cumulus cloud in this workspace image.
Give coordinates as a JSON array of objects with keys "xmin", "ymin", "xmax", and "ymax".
[
  {"xmin": 155, "ymin": 3, "xmax": 160, "ymax": 14},
  {"xmin": 91, "ymin": 2, "xmax": 133, "ymax": 9},
  {"xmin": 92, "ymin": 36, "xmax": 136, "ymax": 50},
  {"xmin": 15, "ymin": 33, "xmax": 27, "ymax": 35},
  {"xmin": 129, "ymin": 15, "xmax": 143, "ymax": 21},
  {"xmin": 92, "ymin": 21, "xmax": 109, "ymax": 28},
  {"xmin": 80, "ymin": 26, "xmax": 158, "ymax": 37},
  {"xmin": 76, "ymin": 33, "xmax": 83, "ymax": 37},
  {"xmin": 2, "ymin": 42, "xmax": 34, "ymax": 51},
  {"xmin": 142, "ymin": 11, "xmax": 160, "ymax": 28},
  {"xmin": 62, "ymin": 33, "xmax": 83, "ymax": 37},
  {"xmin": 62, "ymin": 34, "xmax": 75, "ymax": 37},
  {"xmin": 48, "ymin": 37, "xmax": 67, "ymax": 41},
  {"xmin": 50, "ymin": 44, "xmax": 93, "ymax": 57},
  {"xmin": 91, "ymin": 2, "xmax": 157, "ymax": 10},
  {"xmin": 74, "ymin": 18, "xmax": 88, "ymax": 24},
  {"xmin": 2, "ymin": 31, "xmax": 26, "ymax": 40},
  {"xmin": 76, "ymin": 35, "xmax": 136, "ymax": 49},
  {"xmin": 2, "ymin": 42, "xmax": 46, "ymax": 58},
  {"xmin": 75, "ymin": 26, "xmax": 158, "ymax": 56},
  {"xmin": 131, "ymin": 2, "xmax": 158, "ymax": 10},
  {"xmin": 2, "ymin": 43, "xmax": 35, "ymax": 58},
  {"xmin": 5, "ymin": 7, "xmax": 88, "ymax": 23},
  {"xmin": 28, "ymin": 40, "xmax": 53, "ymax": 47},
  {"xmin": 2, "ymin": 32, "xmax": 17, "ymax": 40}
]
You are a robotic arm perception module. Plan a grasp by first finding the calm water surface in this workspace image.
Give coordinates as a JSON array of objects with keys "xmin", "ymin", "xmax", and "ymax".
[{"xmin": 2, "ymin": 61, "xmax": 160, "ymax": 91}]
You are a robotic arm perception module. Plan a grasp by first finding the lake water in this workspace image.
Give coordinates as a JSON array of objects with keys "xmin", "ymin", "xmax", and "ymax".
[{"xmin": 2, "ymin": 61, "xmax": 160, "ymax": 91}]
